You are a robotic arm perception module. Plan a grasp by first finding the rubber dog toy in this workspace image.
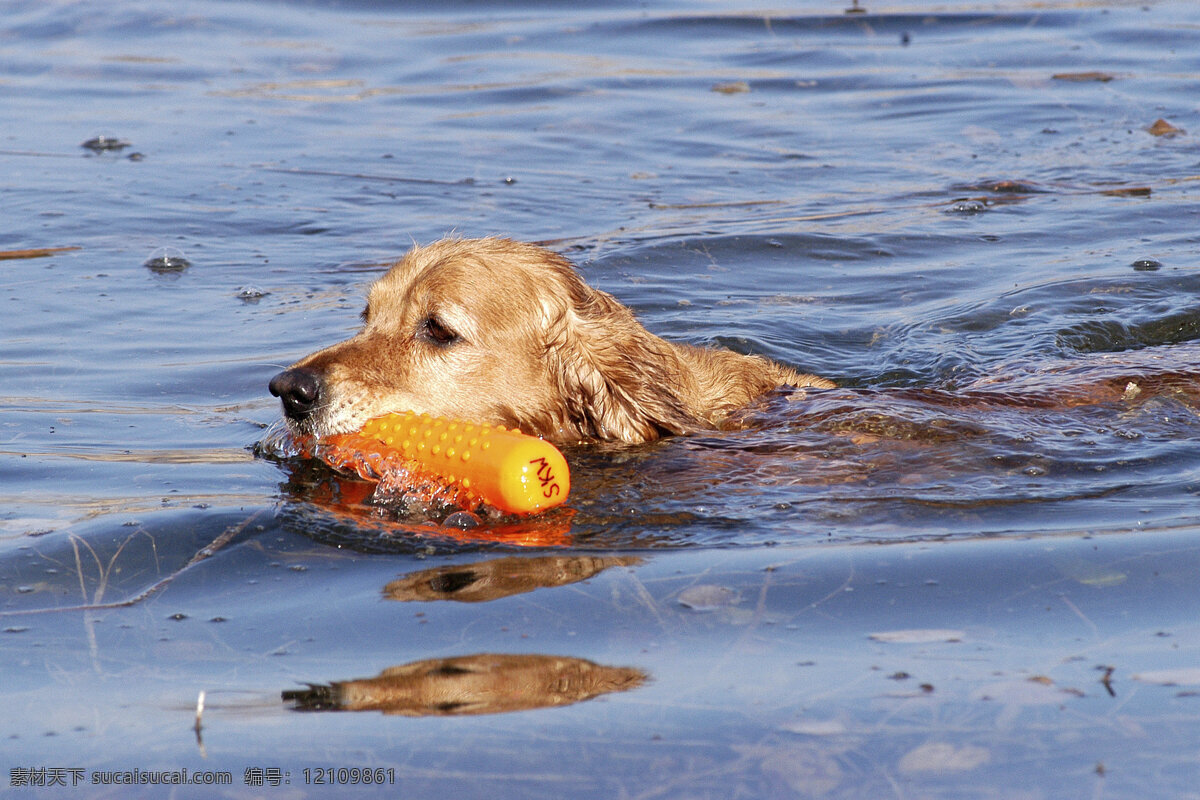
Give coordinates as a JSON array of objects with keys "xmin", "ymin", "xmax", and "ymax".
[{"xmin": 315, "ymin": 412, "xmax": 570, "ymax": 515}]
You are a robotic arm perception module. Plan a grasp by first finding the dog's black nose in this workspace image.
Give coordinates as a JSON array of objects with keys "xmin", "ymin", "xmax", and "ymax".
[{"xmin": 269, "ymin": 368, "xmax": 321, "ymax": 419}]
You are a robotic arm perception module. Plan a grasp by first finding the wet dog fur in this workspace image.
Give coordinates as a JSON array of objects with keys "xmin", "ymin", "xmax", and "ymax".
[{"xmin": 269, "ymin": 236, "xmax": 833, "ymax": 444}]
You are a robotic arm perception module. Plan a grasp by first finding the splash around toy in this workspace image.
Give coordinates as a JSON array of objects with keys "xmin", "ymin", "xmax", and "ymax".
[{"xmin": 307, "ymin": 411, "xmax": 570, "ymax": 516}]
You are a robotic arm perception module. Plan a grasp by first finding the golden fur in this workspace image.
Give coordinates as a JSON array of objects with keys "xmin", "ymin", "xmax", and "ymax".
[{"xmin": 270, "ymin": 237, "xmax": 833, "ymax": 444}]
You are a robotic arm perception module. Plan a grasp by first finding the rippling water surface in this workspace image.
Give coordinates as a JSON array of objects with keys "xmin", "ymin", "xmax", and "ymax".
[{"xmin": 4, "ymin": 1, "xmax": 1200, "ymax": 797}]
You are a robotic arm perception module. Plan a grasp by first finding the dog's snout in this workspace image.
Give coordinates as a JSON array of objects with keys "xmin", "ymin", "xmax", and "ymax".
[{"xmin": 269, "ymin": 367, "xmax": 322, "ymax": 419}]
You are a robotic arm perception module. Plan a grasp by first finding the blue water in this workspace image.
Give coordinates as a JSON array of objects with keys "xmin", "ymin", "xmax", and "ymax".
[{"xmin": 4, "ymin": 1, "xmax": 1200, "ymax": 797}]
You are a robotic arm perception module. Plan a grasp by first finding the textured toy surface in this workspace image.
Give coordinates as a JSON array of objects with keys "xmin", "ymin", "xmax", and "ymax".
[{"xmin": 315, "ymin": 411, "xmax": 570, "ymax": 515}]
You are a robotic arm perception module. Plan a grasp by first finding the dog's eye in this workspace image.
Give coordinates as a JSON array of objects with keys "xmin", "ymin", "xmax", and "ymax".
[{"xmin": 420, "ymin": 316, "xmax": 459, "ymax": 346}]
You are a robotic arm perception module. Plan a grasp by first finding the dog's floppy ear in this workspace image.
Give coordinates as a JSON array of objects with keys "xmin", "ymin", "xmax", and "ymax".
[{"xmin": 543, "ymin": 270, "xmax": 703, "ymax": 443}]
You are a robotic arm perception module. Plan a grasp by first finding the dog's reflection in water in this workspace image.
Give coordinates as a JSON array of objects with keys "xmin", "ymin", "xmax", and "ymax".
[
  {"xmin": 283, "ymin": 653, "xmax": 647, "ymax": 717},
  {"xmin": 384, "ymin": 555, "xmax": 641, "ymax": 603}
]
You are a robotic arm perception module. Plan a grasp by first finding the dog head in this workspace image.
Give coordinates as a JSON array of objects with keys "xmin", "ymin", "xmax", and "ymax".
[{"xmin": 269, "ymin": 237, "xmax": 701, "ymax": 444}]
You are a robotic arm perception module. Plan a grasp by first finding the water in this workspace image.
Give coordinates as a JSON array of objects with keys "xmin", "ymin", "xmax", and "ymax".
[{"xmin": 4, "ymin": 0, "xmax": 1200, "ymax": 796}]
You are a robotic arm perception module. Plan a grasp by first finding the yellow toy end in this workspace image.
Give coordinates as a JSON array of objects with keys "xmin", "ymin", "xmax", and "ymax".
[{"xmin": 320, "ymin": 411, "xmax": 570, "ymax": 516}]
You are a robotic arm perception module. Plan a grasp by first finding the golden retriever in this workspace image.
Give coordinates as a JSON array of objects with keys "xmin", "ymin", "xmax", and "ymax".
[{"xmin": 269, "ymin": 236, "xmax": 833, "ymax": 443}]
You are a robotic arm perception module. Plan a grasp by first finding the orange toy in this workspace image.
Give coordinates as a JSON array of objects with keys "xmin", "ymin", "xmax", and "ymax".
[{"xmin": 313, "ymin": 412, "xmax": 570, "ymax": 516}]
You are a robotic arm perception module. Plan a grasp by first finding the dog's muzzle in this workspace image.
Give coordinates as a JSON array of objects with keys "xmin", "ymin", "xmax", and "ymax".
[{"xmin": 269, "ymin": 367, "xmax": 322, "ymax": 420}]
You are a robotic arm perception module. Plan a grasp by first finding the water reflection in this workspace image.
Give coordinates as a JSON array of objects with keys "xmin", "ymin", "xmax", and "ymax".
[
  {"xmin": 385, "ymin": 555, "xmax": 641, "ymax": 603},
  {"xmin": 282, "ymin": 654, "xmax": 647, "ymax": 717}
]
